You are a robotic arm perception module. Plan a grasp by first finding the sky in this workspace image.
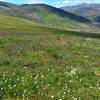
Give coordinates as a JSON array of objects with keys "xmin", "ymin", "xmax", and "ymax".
[{"xmin": 0, "ymin": 0, "xmax": 100, "ymax": 7}]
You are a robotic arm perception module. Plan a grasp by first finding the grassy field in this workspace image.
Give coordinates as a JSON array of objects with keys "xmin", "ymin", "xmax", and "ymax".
[
  {"xmin": 0, "ymin": 16, "xmax": 100, "ymax": 100},
  {"xmin": 0, "ymin": 27, "xmax": 100, "ymax": 100}
]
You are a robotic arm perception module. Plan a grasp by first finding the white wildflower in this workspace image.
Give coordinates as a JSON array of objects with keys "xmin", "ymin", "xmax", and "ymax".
[{"xmin": 51, "ymin": 95, "xmax": 54, "ymax": 98}]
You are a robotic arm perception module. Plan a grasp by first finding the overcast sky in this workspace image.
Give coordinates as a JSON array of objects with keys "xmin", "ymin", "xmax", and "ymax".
[{"xmin": 0, "ymin": 0, "xmax": 100, "ymax": 7}]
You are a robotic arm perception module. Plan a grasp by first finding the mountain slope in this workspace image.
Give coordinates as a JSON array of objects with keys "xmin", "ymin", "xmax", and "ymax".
[
  {"xmin": 61, "ymin": 3, "xmax": 100, "ymax": 23},
  {"xmin": 19, "ymin": 4, "xmax": 91, "ymax": 23},
  {"xmin": 0, "ymin": 15, "xmax": 41, "ymax": 30},
  {"xmin": 0, "ymin": 1, "xmax": 95, "ymax": 31}
]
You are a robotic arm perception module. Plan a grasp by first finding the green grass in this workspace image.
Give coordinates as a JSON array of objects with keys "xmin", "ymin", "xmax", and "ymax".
[
  {"xmin": 0, "ymin": 15, "xmax": 42, "ymax": 30},
  {"xmin": 0, "ymin": 24, "xmax": 100, "ymax": 100},
  {"xmin": 0, "ymin": 14, "xmax": 99, "ymax": 34}
]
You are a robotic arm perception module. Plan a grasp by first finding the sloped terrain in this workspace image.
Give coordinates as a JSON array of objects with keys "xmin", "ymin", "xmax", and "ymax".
[
  {"xmin": 0, "ymin": 1, "xmax": 96, "ymax": 31},
  {"xmin": 0, "ymin": 15, "xmax": 39, "ymax": 29},
  {"xmin": 61, "ymin": 3, "xmax": 100, "ymax": 23}
]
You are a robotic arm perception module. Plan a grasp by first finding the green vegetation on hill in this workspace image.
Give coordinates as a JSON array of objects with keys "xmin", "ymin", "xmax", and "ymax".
[
  {"xmin": 35, "ymin": 8, "xmax": 90, "ymax": 30},
  {"xmin": 0, "ymin": 2, "xmax": 98, "ymax": 32},
  {"xmin": 0, "ymin": 15, "xmax": 100, "ymax": 35},
  {"xmin": 0, "ymin": 15, "xmax": 38, "ymax": 29}
]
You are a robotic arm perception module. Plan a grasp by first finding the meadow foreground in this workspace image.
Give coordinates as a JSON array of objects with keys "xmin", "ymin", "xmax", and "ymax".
[{"xmin": 0, "ymin": 27, "xmax": 100, "ymax": 100}]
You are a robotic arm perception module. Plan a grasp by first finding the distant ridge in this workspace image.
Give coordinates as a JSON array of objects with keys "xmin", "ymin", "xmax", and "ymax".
[
  {"xmin": 61, "ymin": 3, "xmax": 100, "ymax": 23},
  {"xmin": 0, "ymin": 1, "xmax": 91, "ymax": 23},
  {"xmin": 19, "ymin": 4, "xmax": 91, "ymax": 23},
  {"xmin": 0, "ymin": 1, "xmax": 17, "ymax": 7}
]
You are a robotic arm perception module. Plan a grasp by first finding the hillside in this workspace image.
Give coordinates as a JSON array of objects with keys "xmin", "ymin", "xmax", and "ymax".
[
  {"xmin": 0, "ymin": 15, "xmax": 41, "ymax": 29},
  {"xmin": 0, "ymin": 1, "xmax": 97, "ymax": 32},
  {"xmin": 61, "ymin": 3, "xmax": 100, "ymax": 23}
]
